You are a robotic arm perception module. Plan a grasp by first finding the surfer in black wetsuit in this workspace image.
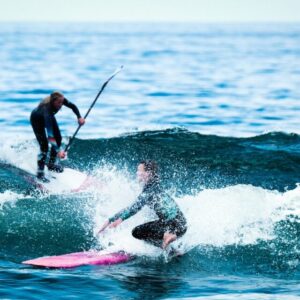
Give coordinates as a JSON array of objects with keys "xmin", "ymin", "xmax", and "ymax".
[
  {"xmin": 98, "ymin": 161, "xmax": 187, "ymax": 249},
  {"xmin": 30, "ymin": 91, "xmax": 85, "ymax": 180}
]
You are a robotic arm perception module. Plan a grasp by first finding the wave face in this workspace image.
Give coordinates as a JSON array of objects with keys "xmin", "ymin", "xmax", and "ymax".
[
  {"xmin": 1, "ymin": 129, "xmax": 300, "ymax": 271},
  {"xmin": 2, "ymin": 129, "xmax": 300, "ymax": 194},
  {"xmin": 63, "ymin": 129, "xmax": 300, "ymax": 192},
  {"xmin": 1, "ymin": 22, "xmax": 300, "ymax": 298}
]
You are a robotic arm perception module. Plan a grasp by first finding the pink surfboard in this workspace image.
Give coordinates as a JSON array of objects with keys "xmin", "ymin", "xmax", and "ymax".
[{"xmin": 23, "ymin": 251, "xmax": 133, "ymax": 268}]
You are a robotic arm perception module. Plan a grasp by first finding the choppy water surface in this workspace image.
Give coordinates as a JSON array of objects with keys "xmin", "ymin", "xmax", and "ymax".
[
  {"xmin": 1, "ymin": 23, "xmax": 300, "ymax": 299},
  {"xmin": 1, "ymin": 23, "xmax": 300, "ymax": 138}
]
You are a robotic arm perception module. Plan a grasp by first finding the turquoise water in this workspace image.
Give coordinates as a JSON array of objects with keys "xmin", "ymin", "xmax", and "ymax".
[{"xmin": 1, "ymin": 23, "xmax": 300, "ymax": 299}]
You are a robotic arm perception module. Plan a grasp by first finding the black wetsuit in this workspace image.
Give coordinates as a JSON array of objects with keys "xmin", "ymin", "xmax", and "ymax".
[
  {"xmin": 30, "ymin": 98, "xmax": 81, "ymax": 173},
  {"xmin": 109, "ymin": 179, "xmax": 187, "ymax": 247}
]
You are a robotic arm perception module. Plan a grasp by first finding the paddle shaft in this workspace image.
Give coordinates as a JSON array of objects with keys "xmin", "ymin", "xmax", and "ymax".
[{"xmin": 64, "ymin": 66, "xmax": 123, "ymax": 152}]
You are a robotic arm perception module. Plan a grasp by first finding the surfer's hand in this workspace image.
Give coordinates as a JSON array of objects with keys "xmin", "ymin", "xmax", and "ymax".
[
  {"xmin": 78, "ymin": 118, "xmax": 85, "ymax": 125},
  {"xmin": 109, "ymin": 218, "xmax": 122, "ymax": 228},
  {"xmin": 98, "ymin": 220, "xmax": 110, "ymax": 235},
  {"xmin": 57, "ymin": 150, "xmax": 66, "ymax": 159}
]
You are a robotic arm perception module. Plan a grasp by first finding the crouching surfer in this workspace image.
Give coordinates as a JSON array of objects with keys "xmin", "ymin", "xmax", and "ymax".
[
  {"xmin": 98, "ymin": 160, "xmax": 187, "ymax": 252},
  {"xmin": 30, "ymin": 91, "xmax": 85, "ymax": 181}
]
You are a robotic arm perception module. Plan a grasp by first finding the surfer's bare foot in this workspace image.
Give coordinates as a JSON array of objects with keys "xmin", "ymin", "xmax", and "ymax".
[{"xmin": 162, "ymin": 232, "xmax": 177, "ymax": 249}]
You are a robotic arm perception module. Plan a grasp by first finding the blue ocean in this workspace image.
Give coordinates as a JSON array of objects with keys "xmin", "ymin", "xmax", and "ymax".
[{"xmin": 1, "ymin": 22, "xmax": 300, "ymax": 299}]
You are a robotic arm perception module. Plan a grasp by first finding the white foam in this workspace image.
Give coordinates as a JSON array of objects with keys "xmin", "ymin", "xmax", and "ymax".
[
  {"xmin": 178, "ymin": 184, "xmax": 300, "ymax": 252},
  {"xmin": 2, "ymin": 139, "xmax": 300, "ymax": 257},
  {"xmin": 0, "ymin": 138, "xmax": 90, "ymax": 194},
  {"xmin": 0, "ymin": 190, "xmax": 28, "ymax": 209},
  {"xmin": 92, "ymin": 166, "xmax": 159, "ymax": 256},
  {"xmin": 0, "ymin": 137, "xmax": 38, "ymax": 174},
  {"xmin": 93, "ymin": 177, "xmax": 300, "ymax": 257}
]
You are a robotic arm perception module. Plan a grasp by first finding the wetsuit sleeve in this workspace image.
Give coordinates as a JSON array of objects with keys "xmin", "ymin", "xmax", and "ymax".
[
  {"xmin": 63, "ymin": 98, "xmax": 82, "ymax": 118},
  {"xmin": 109, "ymin": 193, "xmax": 149, "ymax": 223}
]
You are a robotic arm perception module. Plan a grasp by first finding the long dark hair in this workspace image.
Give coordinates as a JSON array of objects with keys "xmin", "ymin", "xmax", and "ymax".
[
  {"xmin": 50, "ymin": 91, "xmax": 64, "ymax": 104},
  {"xmin": 140, "ymin": 160, "xmax": 159, "ymax": 182}
]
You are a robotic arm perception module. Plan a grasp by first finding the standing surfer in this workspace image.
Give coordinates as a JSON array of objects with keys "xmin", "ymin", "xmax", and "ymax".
[
  {"xmin": 99, "ymin": 160, "xmax": 187, "ymax": 250},
  {"xmin": 30, "ymin": 91, "xmax": 85, "ymax": 181}
]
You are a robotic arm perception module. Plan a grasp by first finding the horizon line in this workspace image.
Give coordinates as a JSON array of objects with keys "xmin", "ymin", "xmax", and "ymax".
[{"xmin": 1, "ymin": 20, "xmax": 300, "ymax": 24}]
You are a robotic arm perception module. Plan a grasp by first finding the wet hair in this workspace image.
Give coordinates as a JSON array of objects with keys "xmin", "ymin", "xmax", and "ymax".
[
  {"xmin": 140, "ymin": 160, "xmax": 158, "ymax": 180},
  {"xmin": 39, "ymin": 91, "xmax": 64, "ymax": 107},
  {"xmin": 50, "ymin": 91, "xmax": 64, "ymax": 104}
]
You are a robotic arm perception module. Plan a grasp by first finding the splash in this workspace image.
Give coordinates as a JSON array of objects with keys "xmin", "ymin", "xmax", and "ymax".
[
  {"xmin": 0, "ymin": 137, "xmax": 38, "ymax": 174},
  {"xmin": 0, "ymin": 190, "xmax": 28, "ymax": 209},
  {"xmin": 94, "ymin": 181, "xmax": 300, "ymax": 257}
]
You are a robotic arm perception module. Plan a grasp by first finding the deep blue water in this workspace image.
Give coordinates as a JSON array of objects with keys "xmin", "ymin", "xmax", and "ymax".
[{"xmin": 1, "ymin": 23, "xmax": 300, "ymax": 299}]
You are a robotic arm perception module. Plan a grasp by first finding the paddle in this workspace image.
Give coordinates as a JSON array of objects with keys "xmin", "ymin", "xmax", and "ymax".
[{"xmin": 64, "ymin": 66, "xmax": 123, "ymax": 152}]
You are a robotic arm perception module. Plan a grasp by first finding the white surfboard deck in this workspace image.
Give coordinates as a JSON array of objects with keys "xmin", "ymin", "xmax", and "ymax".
[
  {"xmin": 41, "ymin": 167, "xmax": 89, "ymax": 193},
  {"xmin": 19, "ymin": 162, "xmax": 91, "ymax": 193}
]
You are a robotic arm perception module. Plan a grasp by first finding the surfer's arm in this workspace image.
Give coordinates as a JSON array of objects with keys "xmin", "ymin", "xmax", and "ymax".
[
  {"xmin": 99, "ymin": 193, "xmax": 149, "ymax": 233},
  {"xmin": 98, "ymin": 218, "xmax": 123, "ymax": 235},
  {"xmin": 98, "ymin": 220, "xmax": 110, "ymax": 234},
  {"xmin": 108, "ymin": 193, "xmax": 148, "ymax": 223},
  {"xmin": 46, "ymin": 137, "xmax": 65, "ymax": 158},
  {"xmin": 63, "ymin": 98, "xmax": 85, "ymax": 125}
]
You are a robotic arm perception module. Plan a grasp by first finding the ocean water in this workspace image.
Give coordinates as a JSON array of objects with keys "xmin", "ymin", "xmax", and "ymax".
[{"xmin": 1, "ymin": 22, "xmax": 300, "ymax": 299}]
